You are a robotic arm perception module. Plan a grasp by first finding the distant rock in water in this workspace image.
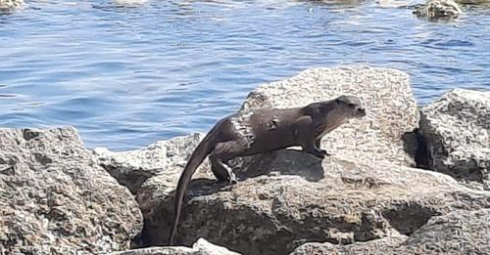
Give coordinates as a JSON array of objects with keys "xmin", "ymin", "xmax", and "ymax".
[
  {"xmin": 413, "ymin": 0, "xmax": 462, "ymax": 21},
  {"xmin": 0, "ymin": 0, "xmax": 25, "ymax": 13},
  {"xmin": 112, "ymin": 0, "xmax": 149, "ymax": 8}
]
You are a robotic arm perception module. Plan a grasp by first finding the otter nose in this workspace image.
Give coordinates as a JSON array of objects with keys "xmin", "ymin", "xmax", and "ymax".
[{"xmin": 357, "ymin": 108, "xmax": 366, "ymax": 116}]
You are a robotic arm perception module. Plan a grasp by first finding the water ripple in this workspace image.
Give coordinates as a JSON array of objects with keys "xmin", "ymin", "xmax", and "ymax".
[{"xmin": 0, "ymin": 0, "xmax": 489, "ymax": 150}]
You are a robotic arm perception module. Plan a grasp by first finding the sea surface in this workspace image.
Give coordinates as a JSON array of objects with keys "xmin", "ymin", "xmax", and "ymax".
[{"xmin": 1, "ymin": 0, "xmax": 489, "ymax": 150}]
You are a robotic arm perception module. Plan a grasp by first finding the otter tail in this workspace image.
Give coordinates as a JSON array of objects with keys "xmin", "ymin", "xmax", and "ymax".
[{"xmin": 168, "ymin": 132, "xmax": 217, "ymax": 245}]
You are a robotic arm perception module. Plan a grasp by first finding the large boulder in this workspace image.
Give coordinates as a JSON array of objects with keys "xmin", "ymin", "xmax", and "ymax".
[
  {"xmin": 241, "ymin": 66, "xmax": 420, "ymax": 167},
  {"xmin": 292, "ymin": 208, "xmax": 490, "ymax": 254},
  {"xmin": 420, "ymin": 88, "xmax": 490, "ymax": 189},
  {"xmin": 109, "ymin": 238, "xmax": 240, "ymax": 255},
  {"xmin": 0, "ymin": 127, "xmax": 143, "ymax": 254},
  {"xmin": 94, "ymin": 133, "xmax": 205, "ymax": 194},
  {"xmin": 143, "ymin": 149, "xmax": 490, "ymax": 254}
]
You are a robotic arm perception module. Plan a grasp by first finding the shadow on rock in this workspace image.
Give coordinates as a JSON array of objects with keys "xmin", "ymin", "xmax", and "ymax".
[{"xmin": 232, "ymin": 149, "xmax": 326, "ymax": 183}]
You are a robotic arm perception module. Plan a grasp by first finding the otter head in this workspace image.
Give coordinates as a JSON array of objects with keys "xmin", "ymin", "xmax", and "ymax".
[{"xmin": 335, "ymin": 95, "xmax": 366, "ymax": 118}]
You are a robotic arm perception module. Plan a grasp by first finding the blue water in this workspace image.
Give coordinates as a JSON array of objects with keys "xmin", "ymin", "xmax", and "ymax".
[{"xmin": 1, "ymin": 0, "xmax": 489, "ymax": 150}]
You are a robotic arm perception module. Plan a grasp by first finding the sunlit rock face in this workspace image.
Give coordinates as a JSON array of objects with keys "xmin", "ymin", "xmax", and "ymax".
[{"xmin": 420, "ymin": 88, "xmax": 490, "ymax": 189}]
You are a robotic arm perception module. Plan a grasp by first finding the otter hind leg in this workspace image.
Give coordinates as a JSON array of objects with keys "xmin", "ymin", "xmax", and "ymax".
[{"xmin": 209, "ymin": 141, "xmax": 247, "ymax": 184}]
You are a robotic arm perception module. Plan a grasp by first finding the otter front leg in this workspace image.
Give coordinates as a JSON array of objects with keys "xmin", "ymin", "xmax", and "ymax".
[
  {"xmin": 303, "ymin": 139, "xmax": 327, "ymax": 159},
  {"xmin": 315, "ymin": 138, "xmax": 330, "ymax": 156}
]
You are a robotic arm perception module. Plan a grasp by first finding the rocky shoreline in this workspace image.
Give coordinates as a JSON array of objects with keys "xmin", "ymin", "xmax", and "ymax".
[{"xmin": 1, "ymin": 66, "xmax": 489, "ymax": 254}]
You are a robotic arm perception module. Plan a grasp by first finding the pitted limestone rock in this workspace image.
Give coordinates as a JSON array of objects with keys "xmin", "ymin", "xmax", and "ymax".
[
  {"xmin": 0, "ymin": 127, "xmax": 143, "ymax": 254},
  {"xmin": 420, "ymin": 88, "xmax": 490, "ymax": 189}
]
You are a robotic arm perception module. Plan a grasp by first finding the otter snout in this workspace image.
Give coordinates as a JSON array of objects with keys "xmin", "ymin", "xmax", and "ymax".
[{"xmin": 356, "ymin": 107, "xmax": 366, "ymax": 117}]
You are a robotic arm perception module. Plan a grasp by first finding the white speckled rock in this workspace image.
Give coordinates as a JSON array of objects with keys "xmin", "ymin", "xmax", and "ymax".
[
  {"xmin": 108, "ymin": 238, "xmax": 241, "ymax": 255},
  {"xmin": 0, "ymin": 0, "xmax": 25, "ymax": 12},
  {"xmin": 93, "ymin": 133, "xmax": 205, "ymax": 194},
  {"xmin": 420, "ymin": 88, "xmax": 490, "ymax": 188},
  {"xmin": 0, "ymin": 127, "xmax": 143, "ymax": 254},
  {"xmin": 413, "ymin": 0, "xmax": 462, "ymax": 21},
  {"xmin": 291, "ymin": 209, "xmax": 490, "ymax": 254},
  {"xmin": 241, "ymin": 66, "xmax": 419, "ymax": 167}
]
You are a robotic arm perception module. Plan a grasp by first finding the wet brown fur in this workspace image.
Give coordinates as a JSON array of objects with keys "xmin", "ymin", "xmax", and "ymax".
[{"xmin": 168, "ymin": 95, "xmax": 366, "ymax": 245}]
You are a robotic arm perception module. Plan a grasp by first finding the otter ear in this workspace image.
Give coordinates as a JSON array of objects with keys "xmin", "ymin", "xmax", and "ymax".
[{"xmin": 335, "ymin": 95, "xmax": 346, "ymax": 104}]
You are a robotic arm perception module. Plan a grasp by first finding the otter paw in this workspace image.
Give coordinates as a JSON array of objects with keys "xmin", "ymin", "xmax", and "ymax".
[{"xmin": 320, "ymin": 149, "xmax": 331, "ymax": 156}]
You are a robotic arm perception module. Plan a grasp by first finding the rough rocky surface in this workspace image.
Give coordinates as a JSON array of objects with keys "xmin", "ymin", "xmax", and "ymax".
[
  {"xmin": 94, "ymin": 133, "xmax": 205, "ymax": 194},
  {"xmin": 157, "ymin": 149, "xmax": 490, "ymax": 254},
  {"xmin": 413, "ymin": 0, "xmax": 462, "ymax": 21},
  {"xmin": 0, "ymin": 127, "xmax": 143, "ymax": 255},
  {"xmin": 109, "ymin": 238, "xmax": 240, "ymax": 255},
  {"xmin": 420, "ymin": 88, "xmax": 490, "ymax": 189},
  {"xmin": 291, "ymin": 231, "xmax": 408, "ymax": 254},
  {"xmin": 240, "ymin": 66, "xmax": 419, "ymax": 167},
  {"xmin": 292, "ymin": 209, "xmax": 490, "ymax": 254},
  {"xmin": 0, "ymin": 0, "xmax": 25, "ymax": 12},
  {"xmin": 91, "ymin": 67, "xmax": 489, "ymax": 254}
]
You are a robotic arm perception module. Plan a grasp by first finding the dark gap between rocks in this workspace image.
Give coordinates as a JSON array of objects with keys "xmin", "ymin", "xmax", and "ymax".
[
  {"xmin": 98, "ymin": 164, "xmax": 153, "ymax": 195},
  {"xmin": 382, "ymin": 203, "xmax": 438, "ymax": 236},
  {"xmin": 402, "ymin": 128, "xmax": 431, "ymax": 170}
]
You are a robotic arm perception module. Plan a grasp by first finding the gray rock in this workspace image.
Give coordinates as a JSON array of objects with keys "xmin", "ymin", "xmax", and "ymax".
[
  {"xmin": 107, "ymin": 238, "xmax": 240, "ymax": 255},
  {"xmin": 292, "ymin": 209, "xmax": 490, "ymax": 254},
  {"xmin": 0, "ymin": 127, "xmax": 143, "ymax": 254},
  {"xmin": 142, "ymin": 146, "xmax": 490, "ymax": 254},
  {"xmin": 291, "ymin": 231, "xmax": 408, "ymax": 254},
  {"xmin": 420, "ymin": 88, "xmax": 490, "ymax": 189},
  {"xmin": 413, "ymin": 0, "xmax": 462, "ymax": 21},
  {"xmin": 240, "ymin": 66, "xmax": 420, "ymax": 168},
  {"xmin": 93, "ymin": 133, "xmax": 205, "ymax": 194}
]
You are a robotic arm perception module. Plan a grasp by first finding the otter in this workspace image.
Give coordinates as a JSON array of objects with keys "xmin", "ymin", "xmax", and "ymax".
[{"xmin": 168, "ymin": 95, "xmax": 366, "ymax": 245}]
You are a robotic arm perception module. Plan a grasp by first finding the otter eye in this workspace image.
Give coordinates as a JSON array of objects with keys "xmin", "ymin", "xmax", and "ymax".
[{"xmin": 347, "ymin": 103, "xmax": 355, "ymax": 109}]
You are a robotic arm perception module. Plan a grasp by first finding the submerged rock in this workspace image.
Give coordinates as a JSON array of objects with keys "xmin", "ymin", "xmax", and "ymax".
[
  {"xmin": 0, "ymin": 127, "xmax": 143, "ymax": 254},
  {"xmin": 420, "ymin": 88, "xmax": 490, "ymax": 189},
  {"xmin": 413, "ymin": 0, "xmax": 462, "ymax": 21},
  {"xmin": 109, "ymin": 238, "xmax": 240, "ymax": 255}
]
